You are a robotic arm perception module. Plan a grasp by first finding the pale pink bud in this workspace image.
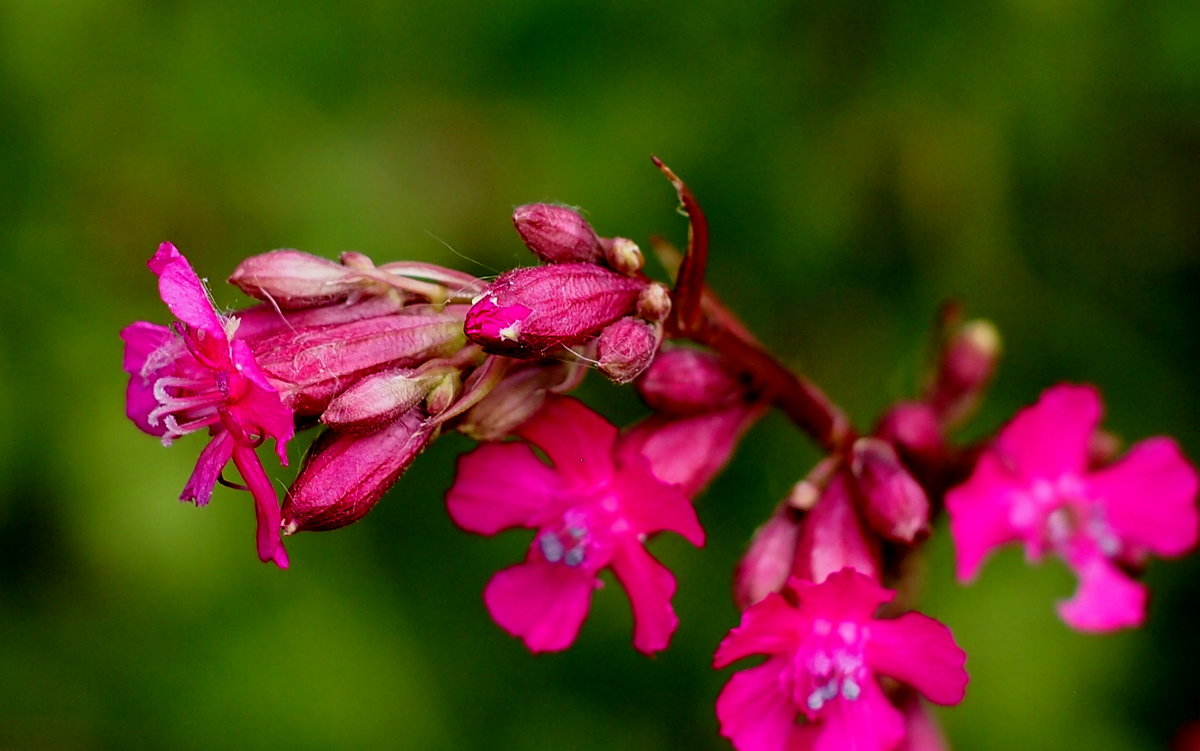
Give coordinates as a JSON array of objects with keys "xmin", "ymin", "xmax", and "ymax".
[
  {"xmin": 228, "ymin": 250, "xmax": 374, "ymax": 309},
  {"xmin": 320, "ymin": 367, "xmax": 445, "ymax": 431},
  {"xmin": 636, "ymin": 347, "xmax": 743, "ymax": 415},
  {"xmin": 928, "ymin": 319, "xmax": 1001, "ymax": 426},
  {"xmin": 850, "ymin": 437, "xmax": 930, "ymax": 544},
  {"xmin": 603, "ymin": 236, "xmax": 644, "ymax": 275},
  {"xmin": 256, "ymin": 309, "xmax": 467, "ymax": 414},
  {"xmin": 792, "ymin": 471, "xmax": 880, "ymax": 584},
  {"xmin": 456, "ymin": 362, "xmax": 577, "ymax": 441},
  {"xmin": 282, "ymin": 409, "xmax": 437, "ymax": 532},
  {"xmin": 464, "ymin": 264, "xmax": 645, "ymax": 357},
  {"xmin": 635, "ymin": 282, "xmax": 672, "ymax": 323},
  {"xmin": 596, "ymin": 317, "xmax": 662, "ymax": 384},
  {"xmin": 424, "ymin": 370, "xmax": 462, "ymax": 416},
  {"xmin": 512, "ymin": 203, "xmax": 605, "ymax": 264},
  {"xmin": 733, "ymin": 499, "xmax": 802, "ymax": 610}
]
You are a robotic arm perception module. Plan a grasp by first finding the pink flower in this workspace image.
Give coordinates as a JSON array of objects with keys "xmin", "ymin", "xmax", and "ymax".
[
  {"xmin": 446, "ymin": 396, "xmax": 705, "ymax": 654},
  {"xmin": 121, "ymin": 243, "xmax": 293, "ymax": 568},
  {"xmin": 946, "ymin": 383, "xmax": 1199, "ymax": 631},
  {"xmin": 714, "ymin": 568, "xmax": 968, "ymax": 751}
]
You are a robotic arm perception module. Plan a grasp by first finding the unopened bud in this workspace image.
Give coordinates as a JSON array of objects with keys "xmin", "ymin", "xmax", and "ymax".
[
  {"xmin": 928, "ymin": 319, "xmax": 1001, "ymax": 427},
  {"xmin": 603, "ymin": 237, "xmax": 644, "ymax": 275},
  {"xmin": 321, "ymin": 367, "xmax": 443, "ymax": 431},
  {"xmin": 424, "ymin": 370, "xmax": 462, "ymax": 416},
  {"xmin": 636, "ymin": 347, "xmax": 743, "ymax": 415},
  {"xmin": 229, "ymin": 250, "xmax": 373, "ymax": 309},
  {"xmin": 464, "ymin": 264, "xmax": 645, "ymax": 357},
  {"xmin": 636, "ymin": 282, "xmax": 672, "ymax": 323},
  {"xmin": 734, "ymin": 502, "xmax": 802, "ymax": 610},
  {"xmin": 282, "ymin": 409, "xmax": 438, "ymax": 532},
  {"xmin": 512, "ymin": 203, "xmax": 605, "ymax": 264},
  {"xmin": 597, "ymin": 317, "xmax": 662, "ymax": 384},
  {"xmin": 792, "ymin": 471, "xmax": 880, "ymax": 584},
  {"xmin": 457, "ymin": 362, "xmax": 575, "ymax": 441},
  {"xmin": 875, "ymin": 401, "xmax": 946, "ymax": 471},
  {"xmin": 850, "ymin": 437, "xmax": 930, "ymax": 544},
  {"xmin": 255, "ymin": 310, "xmax": 467, "ymax": 414}
]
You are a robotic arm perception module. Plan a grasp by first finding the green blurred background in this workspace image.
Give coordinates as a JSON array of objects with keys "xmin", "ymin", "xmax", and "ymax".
[{"xmin": 2, "ymin": 1, "xmax": 1198, "ymax": 749}]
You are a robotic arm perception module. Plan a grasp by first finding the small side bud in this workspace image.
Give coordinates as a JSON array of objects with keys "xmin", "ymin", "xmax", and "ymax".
[
  {"xmin": 603, "ymin": 237, "xmax": 644, "ymax": 275},
  {"xmin": 596, "ymin": 317, "xmax": 663, "ymax": 384},
  {"xmin": 228, "ymin": 250, "xmax": 370, "ymax": 309},
  {"xmin": 850, "ymin": 437, "xmax": 930, "ymax": 544},
  {"xmin": 636, "ymin": 347, "xmax": 743, "ymax": 415},
  {"xmin": 512, "ymin": 203, "xmax": 604, "ymax": 264},
  {"xmin": 635, "ymin": 282, "xmax": 672, "ymax": 323},
  {"xmin": 928, "ymin": 319, "xmax": 1001, "ymax": 427},
  {"xmin": 282, "ymin": 410, "xmax": 437, "ymax": 533},
  {"xmin": 424, "ymin": 370, "xmax": 462, "ymax": 416},
  {"xmin": 734, "ymin": 502, "xmax": 802, "ymax": 610}
]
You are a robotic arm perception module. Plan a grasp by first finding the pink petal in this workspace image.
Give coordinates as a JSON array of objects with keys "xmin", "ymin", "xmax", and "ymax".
[
  {"xmin": 714, "ymin": 591, "xmax": 805, "ymax": 668},
  {"xmin": 120, "ymin": 321, "xmax": 174, "ymax": 374},
  {"xmin": 993, "ymin": 383, "xmax": 1100, "ymax": 481},
  {"xmin": 793, "ymin": 568, "xmax": 893, "ymax": 623},
  {"xmin": 619, "ymin": 405, "xmax": 763, "ymax": 497},
  {"xmin": 1089, "ymin": 437, "xmax": 1199, "ymax": 557},
  {"xmin": 483, "ymin": 558, "xmax": 596, "ymax": 652},
  {"xmin": 227, "ymin": 339, "xmax": 294, "ymax": 462},
  {"xmin": 896, "ymin": 693, "xmax": 950, "ymax": 751},
  {"xmin": 612, "ymin": 452, "xmax": 705, "ymax": 545},
  {"xmin": 945, "ymin": 452, "xmax": 1025, "ymax": 581},
  {"xmin": 815, "ymin": 679, "xmax": 904, "ymax": 751},
  {"xmin": 149, "ymin": 243, "xmax": 225, "ymax": 338},
  {"xmin": 180, "ymin": 431, "xmax": 234, "ymax": 507},
  {"xmin": 447, "ymin": 442, "xmax": 563, "ymax": 535},
  {"xmin": 609, "ymin": 541, "xmax": 678, "ymax": 654},
  {"xmin": 716, "ymin": 659, "xmax": 801, "ymax": 751},
  {"xmin": 866, "ymin": 612, "xmax": 968, "ymax": 706},
  {"xmin": 516, "ymin": 396, "xmax": 616, "ymax": 488},
  {"xmin": 231, "ymin": 444, "xmax": 289, "ymax": 569},
  {"xmin": 1057, "ymin": 554, "xmax": 1146, "ymax": 632}
]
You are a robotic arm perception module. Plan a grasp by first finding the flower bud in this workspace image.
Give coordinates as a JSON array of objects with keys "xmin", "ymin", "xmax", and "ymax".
[
  {"xmin": 464, "ymin": 264, "xmax": 645, "ymax": 357},
  {"xmin": 635, "ymin": 347, "xmax": 743, "ymax": 415},
  {"xmin": 733, "ymin": 500, "xmax": 802, "ymax": 610},
  {"xmin": 255, "ymin": 309, "xmax": 467, "ymax": 414},
  {"xmin": 320, "ymin": 367, "xmax": 443, "ymax": 431},
  {"xmin": 792, "ymin": 471, "xmax": 880, "ymax": 584},
  {"xmin": 234, "ymin": 293, "xmax": 404, "ymax": 343},
  {"xmin": 282, "ymin": 409, "xmax": 437, "ymax": 532},
  {"xmin": 228, "ymin": 250, "xmax": 375, "ymax": 309},
  {"xmin": 850, "ymin": 437, "xmax": 930, "ymax": 544},
  {"xmin": 875, "ymin": 401, "xmax": 946, "ymax": 470},
  {"xmin": 512, "ymin": 203, "xmax": 605, "ymax": 264},
  {"xmin": 596, "ymin": 317, "xmax": 662, "ymax": 384},
  {"xmin": 635, "ymin": 282, "xmax": 672, "ymax": 323},
  {"xmin": 424, "ymin": 370, "xmax": 462, "ymax": 416},
  {"xmin": 619, "ymin": 404, "xmax": 763, "ymax": 497},
  {"xmin": 928, "ymin": 318, "xmax": 1001, "ymax": 427},
  {"xmin": 603, "ymin": 236, "xmax": 644, "ymax": 275},
  {"xmin": 456, "ymin": 362, "xmax": 576, "ymax": 441}
]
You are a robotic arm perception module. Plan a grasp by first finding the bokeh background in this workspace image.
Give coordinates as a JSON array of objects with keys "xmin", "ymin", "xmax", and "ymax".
[{"xmin": 2, "ymin": 1, "xmax": 1199, "ymax": 749}]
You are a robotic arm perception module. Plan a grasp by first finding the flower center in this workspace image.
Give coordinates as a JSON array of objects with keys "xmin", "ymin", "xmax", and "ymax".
[
  {"xmin": 533, "ymin": 495, "xmax": 629, "ymax": 574},
  {"xmin": 794, "ymin": 618, "xmax": 870, "ymax": 715},
  {"xmin": 1009, "ymin": 475, "xmax": 1121, "ymax": 559}
]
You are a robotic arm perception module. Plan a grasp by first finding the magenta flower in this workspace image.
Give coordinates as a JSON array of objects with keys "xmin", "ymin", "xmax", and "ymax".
[
  {"xmin": 121, "ymin": 243, "xmax": 294, "ymax": 568},
  {"xmin": 946, "ymin": 383, "xmax": 1199, "ymax": 631},
  {"xmin": 714, "ymin": 568, "xmax": 968, "ymax": 751},
  {"xmin": 446, "ymin": 396, "xmax": 705, "ymax": 654}
]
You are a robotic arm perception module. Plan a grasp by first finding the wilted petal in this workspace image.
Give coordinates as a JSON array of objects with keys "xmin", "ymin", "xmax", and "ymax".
[
  {"xmin": 1089, "ymin": 436, "xmax": 1199, "ymax": 557},
  {"xmin": 484, "ymin": 559, "xmax": 597, "ymax": 652},
  {"xmin": 866, "ymin": 613, "xmax": 968, "ymax": 706},
  {"xmin": 447, "ymin": 442, "xmax": 563, "ymax": 534}
]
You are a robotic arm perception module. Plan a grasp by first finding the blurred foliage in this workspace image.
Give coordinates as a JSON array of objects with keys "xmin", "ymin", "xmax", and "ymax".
[{"xmin": 1, "ymin": 0, "xmax": 1199, "ymax": 749}]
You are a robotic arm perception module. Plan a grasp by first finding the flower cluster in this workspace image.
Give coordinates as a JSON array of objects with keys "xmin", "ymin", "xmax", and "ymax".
[{"xmin": 120, "ymin": 162, "xmax": 1199, "ymax": 750}]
